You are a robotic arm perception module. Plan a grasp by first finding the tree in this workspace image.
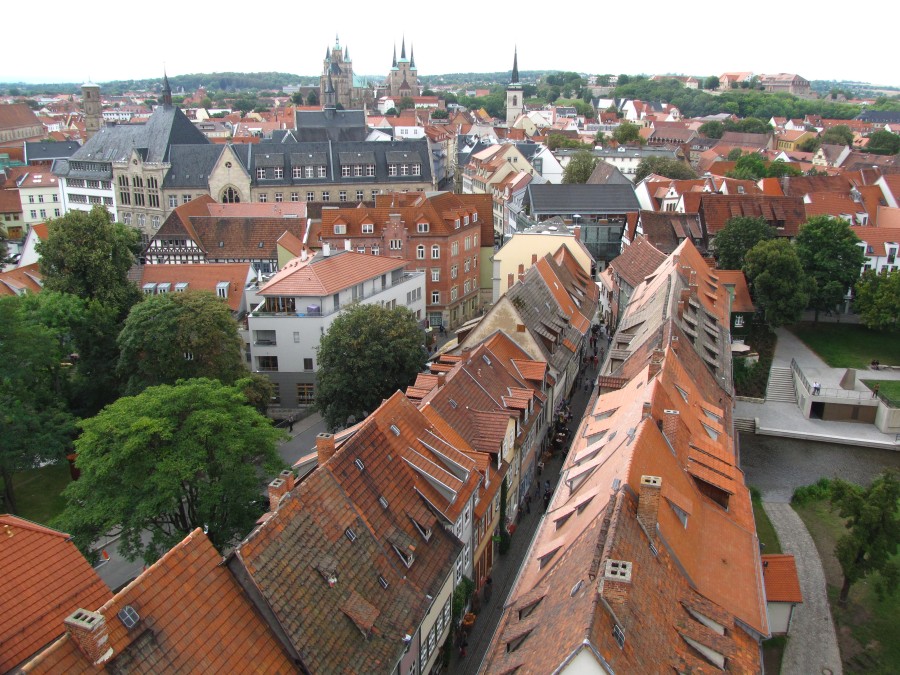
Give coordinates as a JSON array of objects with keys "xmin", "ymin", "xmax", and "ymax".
[
  {"xmin": 399, "ymin": 96, "xmax": 415, "ymax": 111},
  {"xmin": 713, "ymin": 216, "xmax": 776, "ymax": 270},
  {"xmin": 430, "ymin": 109, "xmax": 448, "ymax": 119},
  {"xmin": 562, "ymin": 150, "xmax": 599, "ymax": 184},
  {"xmin": 594, "ymin": 131, "xmax": 607, "ymax": 146},
  {"xmin": 865, "ymin": 129, "xmax": 900, "ymax": 155},
  {"xmin": 723, "ymin": 117, "xmax": 771, "ymax": 135},
  {"xmin": 727, "ymin": 147, "xmax": 744, "ymax": 161},
  {"xmin": 117, "ymin": 290, "xmax": 244, "ymax": 395},
  {"xmin": 0, "ymin": 296, "xmax": 75, "ymax": 514},
  {"xmin": 765, "ymin": 159, "xmax": 802, "ymax": 178},
  {"xmin": 36, "ymin": 206, "xmax": 142, "ymax": 318},
  {"xmin": 821, "ymin": 124, "xmax": 854, "ymax": 147},
  {"xmin": 0, "ymin": 224, "xmax": 13, "ymax": 265},
  {"xmin": 315, "ymin": 304, "xmax": 426, "ymax": 431},
  {"xmin": 743, "ymin": 239, "xmax": 810, "ymax": 327},
  {"xmin": 794, "ymin": 216, "xmax": 866, "ymax": 320},
  {"xmin": 727, "ymin": 153, "xmax": 767, "ymax": 180},
  {"xmin": 612, "ymin": 121, "xmax": 642, "ymax": 145},
  {"xmin": 634, "ymin": 156, "xmax": 697, "ymax": 182},
  {"xmin": 385, "ymin": 107, "xmax": 399, "ymax": 116},
  {"xmin": 306, "ymin": 90, "xmax": 319, "ymax": 106},
  {"xmin": 704, "ymin": 75, "xmax": 720, "ymax": 91},
  {"xmin": 829, "ymin": 471, "xmax": 900, "ymax": 604},
  {"xmin": 854, "ymin": 269, "xmax": 900, "ymax": 330},
  {"xmin": 698, "ymin": 120, "xmax": 724, "ymax": 139},
  {"xmin": 55, "ymin": 378, "xmax": 285, "ymax": 563}
]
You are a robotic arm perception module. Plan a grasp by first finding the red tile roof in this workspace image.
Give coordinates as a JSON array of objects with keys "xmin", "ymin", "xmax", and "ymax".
[
  {"xmin": 609, "ymin": 235, "xmax": 667, "ymax": 289},
  {"xmin": 259, "ymin": 249, "xmax": 407, "ymax": 296},
  {"xmin": 0, "ymin": 515, "xmax": 111, "ymax": 673},
  {"xmin": 700, "ymin": 194, "xmax": 807, "ymax": 236},
  {"xmin": 23, "ymin": 529, "xmax": 293, "ymax": 673},
  {"xmin": 0, "ymin": 262, "xmax": 42, "ymax": 297},
  {"xmin": 136, "ymin": 263, "xmax": 252, "ymax": 311},
  {"xmin": 762, "ymin": 554, "xmax": 803, "ymax": 603}
]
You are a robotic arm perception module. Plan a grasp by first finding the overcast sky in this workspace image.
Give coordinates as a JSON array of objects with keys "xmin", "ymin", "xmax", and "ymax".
[{"xmin": 2, "ymin": 2, "xmax": 898, "ymax": 87}]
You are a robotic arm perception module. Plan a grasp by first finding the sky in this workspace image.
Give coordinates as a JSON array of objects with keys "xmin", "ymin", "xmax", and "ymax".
[{"xmin": 2, "ymin": 2, "xmax": 898, "ymax": 87}]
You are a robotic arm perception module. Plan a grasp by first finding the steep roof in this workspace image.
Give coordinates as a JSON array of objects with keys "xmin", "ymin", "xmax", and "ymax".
[
  {"xmin": 637, "ymin": 211, "xmax": 705, "ymax": 254},
  {"xmin": 608, "ymin": 234, "xmax": 667, "ymax": 288},
  {"xmin": 699, "ymin": 194, "xmax": 807, "ymax": 236},
  {"xmin": 23, "ymin": 529, "xmax": 292, "ymax": 673},
  {"xmin": 0, "ymin": 515, "xmax": 110, "ymax": 673},
  {"xmin": 0, "ymin": 262, "xmax": 43, "ymax": 297},
  {"xmin": 0, "ymin": 103, "xmax": 43, "ymax": 130}
]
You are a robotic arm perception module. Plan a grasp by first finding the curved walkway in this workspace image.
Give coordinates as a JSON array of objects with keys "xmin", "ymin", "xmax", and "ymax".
[{"xmin": 762, "ymin": 502, "xmax": 842, "ymax": 675}]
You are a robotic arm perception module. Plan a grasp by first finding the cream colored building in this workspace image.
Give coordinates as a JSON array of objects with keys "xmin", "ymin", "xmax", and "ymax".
[{"xmin": 491, "ymin": 230, "xmax": 594, "ymax": 301}]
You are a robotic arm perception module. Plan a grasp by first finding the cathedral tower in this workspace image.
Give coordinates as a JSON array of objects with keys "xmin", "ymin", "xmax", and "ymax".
[
  {"xmin": 81, "ymin": 81, "xmax": 102, "ymax": 140},
  {"xmin": 506, "ymin": 48, "xmax": 523, "ymax": 125}
]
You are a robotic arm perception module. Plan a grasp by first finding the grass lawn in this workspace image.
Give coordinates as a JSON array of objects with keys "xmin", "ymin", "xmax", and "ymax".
[
  {"xmin": 789, "ymin": 323, "xmax": 900, "ymax": 369},
  {"xmin": 794, "ymin": 498, "xmax": 900, "ymax": 674},
  {"xmin": 762, "ymin": 635, "xmax": 787, "ymax": 675},
  {"xmin": 860, "ymin": 380, "xmax": 900, "ymax": 407},
  {"xmin": 0, "ymin": 462, "xmax": 71, "ymax": 525},
  {"xmin": 751, "ymin": 487, "xmax": 782, "ymax": 554}
]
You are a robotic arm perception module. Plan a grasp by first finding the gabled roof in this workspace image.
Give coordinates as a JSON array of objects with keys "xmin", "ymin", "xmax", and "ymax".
[
  {"xmin": 699, "ymin": 193, "xmax": 806, "ymax": 236},
  {"xmin": 136, "ymin": 263, "xmax": 253, "ymax": 311},
  {"xmin": 23, "ymin": 529, "xmax": 292, "ymax": 673},
  {"xmin": 637, "ymin": 211, "xmax": 705, "ymax": 254},
  {"xmin": 0, "ymin": 515, "xmax": 110, "ymax": 673},
  {"xmin": 851, "ymin": 226, "xmax": 900, "ymax": 256},
  {"xmin": 762, "ymin": 554, "xmax": 803, "ymax": 603},
  {"xmin": 259, "ymin": 249, "xmax": 407, "ymax": 296},
  {"xmin": 0, "ymin": 262, "xmax": 43, "ymax": 297},
  {"xmin": 0, "ymin": 103, "xmax": 43, "ymax": 130},
  {"xmin": 608, "ymin": 234, "xmax": 667, "ymax": 289}
]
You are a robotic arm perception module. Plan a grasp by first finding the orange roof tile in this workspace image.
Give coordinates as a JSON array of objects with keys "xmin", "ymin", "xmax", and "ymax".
[
  {"xmin": 137, "ymin": 263, "xmax": 252, "ymax": 311},
  {"xmin": 259, "ymin": 249, "xmax": 407, "ymax": 296},
  {"xmin": 762, "ymin": 554, "xmax": 803, "ymax": 603}
]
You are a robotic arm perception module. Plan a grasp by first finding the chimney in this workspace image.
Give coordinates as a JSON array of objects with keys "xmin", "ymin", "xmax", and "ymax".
[
  {"xmin": 573, "ymin": 225, "xmax": 581, "ymax": 241},
  {"xmin": 508, "ymin": 273, "xmax": 515, "ymax": 289},
  {"xmin": 279, "ymin": 469, "xmax": 295, "ymax": 492},
  {"xmin": 345, "ymin": 238, "xmax": 351, "ymax": 251},
  {"xmin": 599, "ymin": 559, "xmax": 632, "ymax": 609},
  {"xmin": 662, "ymin": 409, "xmax": 680, "ymax": 446},
  {"xmin": 317, "ymin": 432, "xmax": 336, "ymax": 464},
  {"xmin": 65, "ymin": 609, "xmax": 113, "ymax": 665},
  {"xmin": 268, "ymin": 477, "xmax": 288, "ymax": 511},
  {"xmin": 323, "ymin": 242, "xmax": 331, "ymax": 257},
  {"xmin": 648, "ymin": 348, "xmax": 665, "ymax": 378},
  {"xmin": 437, "ymin": 372, "xmax": 446, "ymax": 389},
  {"xmin": 637, "ymin": 475, "xmax": 662, "ymax": 533},
  {"xmin": 642, "ymin": 401, "xmax": 652, "ymax": 418},
  {"xmin": 531, "ymin": 253, "xmax": 538, "ymax": 264}
]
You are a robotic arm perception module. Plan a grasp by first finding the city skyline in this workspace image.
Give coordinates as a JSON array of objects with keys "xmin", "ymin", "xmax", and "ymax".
[{"xmin": 2, "ymin": 1, "xmax": 898, "ymax": 88}]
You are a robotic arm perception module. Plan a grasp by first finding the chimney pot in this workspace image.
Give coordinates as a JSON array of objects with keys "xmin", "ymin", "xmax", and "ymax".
[
  {"xmin": 599, "ymin": 559, "xmax": 632, "ymax": 608},
  {"xmin": 531, "ymin": 253, "xmax": 538, "ymax": 264},
  {"xmin": 65, "ymin": 609, "xmax": 113, "ymax": 665},
  {"xmin": 268, "ymin": 477, "xmax": 288, "ymax": 511},
  {"xmin": 662, "ymin": 409, "xmax": 679, "ymax": 445},
  {"xmin": 279, "ymin": 469, "xmax": 295, "ymax": 492},
  {"xmin": 637, "ymin": 475, "xmax": 662, "ymax": 534},
  {"xmin": 317, "ymin": 432, "xmax": 336, "ymax": 465}
]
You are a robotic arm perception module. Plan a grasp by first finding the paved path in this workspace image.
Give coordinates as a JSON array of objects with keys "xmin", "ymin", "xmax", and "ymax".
[{"xmin": 763, "ymin": 502, "xmax": 843, "ymax": 675}]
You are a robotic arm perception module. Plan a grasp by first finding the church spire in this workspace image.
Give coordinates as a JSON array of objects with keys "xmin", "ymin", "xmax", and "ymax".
[
  {"xmin": 410, "ymin": 44, "xmax": 416, "ymax": 70},
  {"xmin": 335, "ymin": 33, "xmax": 340, "ymax": 49},
  {"xmin": 344, "ymin": 45, "xmax": 349, "ymax": 61},
  {"xmin": 325, "ymin": 45, "xmax": 330, "ymax": 60},
  {"xmin": 324, "ymin": 70, "xmax": 336, "ymax": 109},
  {"xmin": 392, "ymin": 44, "xmax": 397, "ymax": 69},
  {"xmin": 511, "ymin": 47, "xmax": 520, "ymax": 85},
  {"xmin": 400, "ymin": 36, "xmax": 406, "ymax": 60},
  {"xmin": 162, "ymin": 70, "xmax": 173, "ymax": 107}
]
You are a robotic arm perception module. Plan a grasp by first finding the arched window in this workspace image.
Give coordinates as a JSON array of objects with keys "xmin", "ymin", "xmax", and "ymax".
[{"xmin": 221, "ymin": 187, "xmax": 241, "ymax": 203}]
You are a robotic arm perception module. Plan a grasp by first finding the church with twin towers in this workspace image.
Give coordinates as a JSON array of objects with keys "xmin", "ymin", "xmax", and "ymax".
[{"xmin": 319, "ymin": 35, "xmax": 421, "ymax": 109}]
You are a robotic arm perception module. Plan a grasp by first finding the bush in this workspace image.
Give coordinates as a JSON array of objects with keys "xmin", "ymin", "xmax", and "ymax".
[
  {"xmin": 791, "ymin": 478, "xmax": 833, "ymax": 505},
  {"xmin": 452, "ymin": 576, "xmax": 475, "ymax": 623}
]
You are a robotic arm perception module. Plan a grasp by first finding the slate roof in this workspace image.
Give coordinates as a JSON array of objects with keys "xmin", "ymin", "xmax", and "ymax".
[
  {"xmin": 526, "ymin": 183, "xmax": 640, "ymax": 215},
  {"xmin": 0, "ymin": 515, "xmax": 111, "ymax": 673},
  {"xmin": 292, "ymin": 109, "xmax": 368, "ymax": 142},
  {"xmin": 855, "ymin": 110, "xmax": 900, "ymax": 124},
  {"xmin": 23, "ymin": 529, "xmax": 293, "ymax": 674},
  {"xmin": 162, "ymin": 144, "xmax": 225, "ymax": 188},
  {"xmin": 232, "ymin": 392, "xmax": 467, "ymax": 674},
  {"xmin": 24, "ymin": 141, "xmax": 80, "ymax": 163},
  {"xmin": 259, "ymin": 249, "xmax": 408, "ymax": 297},
  {"xmin": 586, "ymin": 161, "xmax": 631, "ymax": 185}
]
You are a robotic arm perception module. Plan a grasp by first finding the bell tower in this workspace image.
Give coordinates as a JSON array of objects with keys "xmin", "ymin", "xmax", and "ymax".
[
  {"xmin": 506, "ymin": 48, "xmax": 523, "ymax": 125},
  {"xmin": 82, "ymin": 81, "xmax": 102, "ymax": 140}
]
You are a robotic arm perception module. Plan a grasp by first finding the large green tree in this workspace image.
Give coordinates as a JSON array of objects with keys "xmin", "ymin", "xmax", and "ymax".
[
  {"xmin": 634, "ymin": 156, "xmax": 697, "ymax": 182},
  {"xmin": 56, "ymin": 378, "xmax": 285, "ymax": 563},
  {"xmin": 794, "ymin": 216, "xmax": 866, "ymax": 320},
  {"xmin": 315, "ymin": 303, "xmax": 426, "ymax": 431},
  {"xmin": 743, "ymin": 239, "xmax": 810, "ymax": 327},
  {"xmin": 36, "ymin": 206, "xmax": 142, "ymax": 317},
  {"xmin": 117, "ymin": 290, "xmax": 245, "ymax": 395},
  {"xmin": 865, "ymin": 129, "xmax": 900, "ymax": 155},
  {"xmin": 698, "ymin": 120, "xmax": 724, "ymax": 138},
  {"xmin": 0, "ymin": 297, "xmax": 75, "ymax": 514},
  {"xmin": 829, "ymin": 470, "xmax": 900, "ymax": 604},
  {"xmin": 854, "ymin": 269, "xmax": 900, "ymax": 330},
  {"xmin": 612, "ymin": 121, "xmax": 643, "ymax": 145},
  {"xmin": 562, "ymin": 150, "xmax": 599, "ymax": 184},
  {"xmin": 0, "ymin": 224, "xmax": 13, "ymax": 265},
  {"xmin": 713, "ymin": 216, "xmax": 776, "ymax": 270}
]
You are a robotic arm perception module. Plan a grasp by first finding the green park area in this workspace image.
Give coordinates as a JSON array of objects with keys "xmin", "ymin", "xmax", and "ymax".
[
  {"xmin": 789, "ymin": 323, "xmax": 900, "ymax": 369},
  {"xmin": 1, "ymin": 463, "xmax": 71, "ymax": 525}
]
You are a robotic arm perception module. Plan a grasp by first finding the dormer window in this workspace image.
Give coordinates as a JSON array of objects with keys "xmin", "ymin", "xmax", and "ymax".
[
  {"xmin": 393, "ymin": 545, "xmax": 415, "ymax": 568},
  {"xmin": 412, "ymin": 518, "xmax": 432, "ymax": 541},
  {"xmin": 417, "ymin": 222, "xmax": 429, "ymax": 233},
  {"xmin": 334, "ymin": 224, "xmax": 347, "ymax": 235},
  {"xmin": 362, "ymin": 222, "xmax": 374, "ymax": 234}
]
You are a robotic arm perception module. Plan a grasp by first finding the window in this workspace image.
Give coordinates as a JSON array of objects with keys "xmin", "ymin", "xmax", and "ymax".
[
  {"xmin": 357, "ymin": 246, "xmax": 365, "ymax": 254},
  {"xmin": 151, "ymin": 215, "xmax": 160, "ymax": 229},
  {"xmin": 273, "ymin": 167, "xmax": 283, "ymax": 179},
  {"xmin": 371, "ymin": 245, "xmax": 380, "ymax": 255},
  {"xmin": 28, "ymin": 195, "xmax": 35, "ymax": 203},
  {"xmin": 464, "ymin": 259, "xmax": 470, "ymax": 273},
  {"xmin": 390, "ymin": 239, "xmax": 402, "ymax": 250},
  {"xmin": 293, "ymin": 166, "xmax": 302, "ymax": 179},
  {"xmin": 305, "ymin": 166, "xmax": 314, "ymax": 178},
  {"xmin": 464, "ymin": 280, "xmax": 471, "ymax": 293},
  {"xmin": 54, "ymin": 208, "xmax": 60, "ymax": 217},
  {"xmin": 307, "ymin": 192, "xmax": 315, "ymax": 202},
  {"xmin": 431, "ymin": 291, "xmax": 440, "ymax": 304},
  {"xmin": 417, "ymin": 222, "xmax": 429, "ymax": 233},
  {"xmin": 371, "ymin": 190, "xmax": 379, "ymax": 199},
  {"xmin": 222, "ymin": 187, "xmax": 240, "ymax": 203},
  {"xmin": 317, "ymin": 166, "xmax": 327, "ymax": 178},
  {"xmin": 454, "ymin": 218, "xmax": 460, "ymax": 229},
  {"xmin": 388, "ymin": 164, "xmax": 398, "ymax": 176},
  {"xmin": 451, "ymin": 242, "xmax": 459, "ymax": 256},
  {"xmin": 182, "ymin": 194, "xmax": 191, "ymax": 204},
  {"xmin": 362, "ymin": 223, "xmax": 374, "ymax": 234},
  {"xmin": 417, "ymin": 245, "xmax": 426, "ymax": 259},
  {"xmin": 259, "ymin": 193, "xmax": 268, "ymax": 203},
  {"xmin": 431, "ymin": 268, "xmax": 440, "ymax": 282},
  {"xmin": 296, "ymin": 383, "xmax": 315, "ymax": 403},
  {"xmin": 734, "ymin": 315, "xmax": 744, "ymax": 328},
  {"xmin": 412, "ymin": 163, "xmax": 421, "ymax": 175},
  {"xmin": 137, "ymin": 214, "xmax": 145, "ymax": 227},
  {"xmin": 451, "ymin": 265, "xmax": 458, "ymax": 279},
  {"xmin": 273, "ymin": 192, "xmax": 282, "ymax": 202},
  {"xmin": 339, "ymin": 191, "xmax": 347, "ymax": 202},
  {"xmin": 353, "ymin": 165, "xmax": 363, "ymax": 177},
  {"xmin": 257, "ymin": 355, "xmax": 278, "ymax": 372},
  {"xmin": 431, "ymin": 245, "xmax": 440, "ymax": 259},
  {"xmin": 256, "ymin": 167, "xmax": 266, "ymax": 179},
  {"xmin": 400, "ymin": 164, "xmax": 409, "ymax": 176},
  {"xmin": 291, "ymin": 192, "xmax": 299, "ymax": 201},
  {"xmin": 168, "ymin": 195, "xmax": 178, "ymax": 208},
  {"xmin": 322, "ymin": 191, "xmax": 330, "ymax": 202},
  {"xmin": 303, "ymin": 358, "xmax": 314, "ymax": 371},
  {"xmin": 450, "ymin": 286, "xmax": 458, "ymax": 301},
  {"xmin": 123, "ymin": 213, "xmax": 132, "ymax": 225},
  {"xmin": 464, "ymin": 216, "xmax": 469, "ymax": 226},
  {"xmin": 356, "ymin": 190, "xmax": 364, "ymax": 201},
  {"xmin": 465, "ymin": 236, "xmax": 471, "ymax": 251},
  {"xmin": 334, "ymin": 224, "xmax": 347, "ymax": 235},
  {"xmin": 366, "ymin": 164, "xmax": 375, "ymax": 176},
  {"xmin": 342, "ymin": 166, "xmax": 351, "ymax": 177}
]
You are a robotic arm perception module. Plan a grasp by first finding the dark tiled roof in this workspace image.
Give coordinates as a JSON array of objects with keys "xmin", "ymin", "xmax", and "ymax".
[
  {"xmin": 855, "ymin": 110, "xmax": 900, "ymax": 124},
  {"xmin": 24, "ymin": 141, "xmax": 80, "ymax": 162},
  {"xmin": 638, "ymin": 210, "xmax": 706, "ymax": 254},
  {"xmin": 526, "ymin": 183, "xmax": 640, "ymax": 215},
  {"xmin": 292, "ymin": 109, "xmax": 367, "ymax": 142},
  {"xmin": 162, "ymin": 144, "xmax": 225, "ymax": 188},
  {"xmin": 609, "ymin": 235, "xmax": 667, "ymax": 289},
  {"xmin": 586, "ymin": 161, "xmax": 631, "ymax": 185}
]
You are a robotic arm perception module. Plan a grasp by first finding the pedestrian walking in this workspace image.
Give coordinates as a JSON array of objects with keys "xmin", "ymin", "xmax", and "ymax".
[
  {"xmin": 584, "ymin": 380, "xmax": 589, "ymax": 393},
  {"xmin": 525, "ymin": 492, "xmax": 532, "ymax": 514},
  {"xmin": 873, "ymin": 383, "xmax": 880, "ymax": 398},
  {"xmin": 812, "ymin": 381, "xmax": 820, "ymax": 395},
  {"xmin": 543, "ymin": 489, "xmax": 551, "ymax": 510},
  {"xmin": 592, "ymin": 354, "xmax": 599, "ymax": 368},
  {"xmin": 288, "ymin": 415, "xmax": 295, "ymax": 432},
  {"xmin": 484, "ymin": 576, "xmax": 493, "ymax": 603},
  {"xmin": 545, "ymin": 479, "xmax": 550, "ymax": 492}
]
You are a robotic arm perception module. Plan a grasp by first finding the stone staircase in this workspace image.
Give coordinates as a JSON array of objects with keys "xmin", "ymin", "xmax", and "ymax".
[
  {"xmin": 733, "ymin": 418, "xmax": 756, "ymax": 434},
  {"xmin": 765, "ymin": 366, "xmax": 797, "ymax": 404}
]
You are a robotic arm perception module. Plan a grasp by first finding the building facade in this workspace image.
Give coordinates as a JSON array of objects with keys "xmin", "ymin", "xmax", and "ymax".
[{"xmin": 319, "ymin": 37, "xmax": 374, "ymax": 109}]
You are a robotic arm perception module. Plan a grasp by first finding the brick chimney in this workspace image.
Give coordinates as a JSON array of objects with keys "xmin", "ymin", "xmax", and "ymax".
[
  {"xmin": 65, "ymin": 609, "xmax": 113, "ymax": 665},
  {"xmin": 599, "ymin": 559, "xmax": 632, "ymax": 609},
  {"xmin": 642, "ymin": 401, "xmax": 652, "ymax": 418},
  {"xmin": 268, "ymin": 477, "xmax": 288, "ymax": 511},
  {"xmin": 573, "ymin": 225, "xmax": 581, "ymax": 241},
  {"xmin": 317, "ymin": 432, "xmax": 336, "ymax": 465},
  {"xmin": 637, "ymin": 475, "xmax": 662, "ymax": 534},
  {"xmin": 437, "ymin": 372, "xmax": 446, "ymax": 389},
  {"xmin": 647, "ymin": 348, "xmax": 665, "ymax": 379},
  {"xmin": 662, "ymin": 409, "xmax": 680, "ymax": 446},
  {"xmin": 508, "ymin": 272, "xmax": 515, "ymax": 289},
  {"xmin": 279, "ymin": 469, "xmax": 295, "ymax": 492},
  {"xmin": 531, "ymin": 253, "xmax": 538, "ymax": 264}
]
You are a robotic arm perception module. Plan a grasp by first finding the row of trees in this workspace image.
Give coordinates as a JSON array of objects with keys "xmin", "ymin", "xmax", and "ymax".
[{"xmin": 714, "ymin": 215, "xmax": 867, "ymax": 326}]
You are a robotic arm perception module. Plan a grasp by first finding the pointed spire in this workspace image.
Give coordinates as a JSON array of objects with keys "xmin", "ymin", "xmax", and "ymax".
[
  {"xmin": 511, "ymin": 47, "xmax": 520, "ymax": 85},
  {"xmin": 401, "ymin": 36, "xmax": 406, "ymax": 60},
  {"xmin": 335, "ymin": 33, "xmax": 340, "ymax": 49},
  {"xmin": 392, "ymin": 44, "xmax": 397, "ymax": 69},
  {"xmin": 344, "ymin": 45, "xmax": 349, "ymax": 61},
  {"xmin": 325, "ymin": 45, "xmax": 330, "ymax": 61},
  {"xmin": 410, "ymin": 44, "xmax": 416, "ymax": 70},
  {"xmin": 162, "ymin": 70, "xmax": 173, "ymax": 107},
  {"xmin": 325, "ymin": 71, "xmax": 335, "ymax": 95}
]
